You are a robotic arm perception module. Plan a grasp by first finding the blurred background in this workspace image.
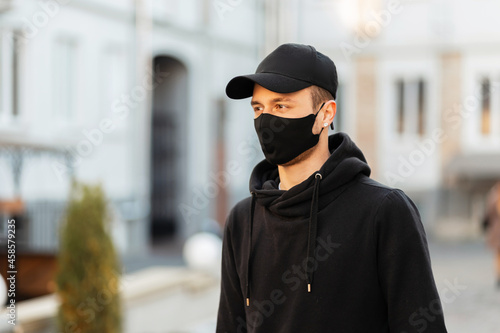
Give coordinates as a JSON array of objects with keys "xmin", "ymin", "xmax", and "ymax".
[{"xmin": 0, "ymin": 0, "xmax": 499, "ymax": 332}]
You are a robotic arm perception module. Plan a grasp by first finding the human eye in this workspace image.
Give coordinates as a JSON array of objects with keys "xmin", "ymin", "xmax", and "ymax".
[{"xmin": 276, "ymin": 104, "xmax": 288, "ymax": 110}]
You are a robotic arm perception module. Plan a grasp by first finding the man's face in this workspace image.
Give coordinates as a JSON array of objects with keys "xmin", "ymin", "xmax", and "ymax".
[
  {"xmin": 250, "ymin": 84, "xmax": 316, "ymax": 119},
  {"xmin": 250, "ymin": 84, "xmax": 328, "ymax": 166}
]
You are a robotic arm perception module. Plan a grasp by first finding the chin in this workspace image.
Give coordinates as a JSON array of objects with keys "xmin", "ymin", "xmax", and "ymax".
[{"xmin": 279, "ymin": 145, "xmax": 317, "ymax": 167}]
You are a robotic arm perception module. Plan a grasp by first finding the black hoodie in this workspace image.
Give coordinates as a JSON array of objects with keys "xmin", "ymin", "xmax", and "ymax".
[{"xmin": 216, "ymin": 133, "xmax": 447, "ymax": 333}]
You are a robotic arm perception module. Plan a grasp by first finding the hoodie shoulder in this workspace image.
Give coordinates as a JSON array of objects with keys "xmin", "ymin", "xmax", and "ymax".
[
  {"xmin": 353, "ymin": 175, "xmax": 396, "ymax": 203},
  {"xmin": 225, "ymin": 196, "xmax": 253, "ymax": 231},
  {"xmin": 356, "ymin": 176, "xmax": 424, "ymax": 233},
  {"xmin": 355, "ymin": 176, "xmax": 418, "ymax": 215},
  {"xmin": 358, "ymin": 176, "xmax": 393, "ymax": 192}
]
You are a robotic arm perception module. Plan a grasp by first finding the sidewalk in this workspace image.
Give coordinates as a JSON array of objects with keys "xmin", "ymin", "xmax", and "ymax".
[
  {"xmin": 172, "ymin": 239, "xmax": 500, "ymax": 333},
  {"xmin": 429, "ymin": 240, "xmax": 500, "ymax": 333},
  {"xmin": 1, "ymin": 239, "xmax": 496, "ymax": 333},
  {"xmin": 0, "ymin": 267, "xmax": 220, "ymax": 333}
]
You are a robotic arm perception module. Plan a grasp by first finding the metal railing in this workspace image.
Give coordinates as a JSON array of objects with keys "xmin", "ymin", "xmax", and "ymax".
[{"xmin": 0, "ymin": 197, "xmax": 150, "ymax": 254}]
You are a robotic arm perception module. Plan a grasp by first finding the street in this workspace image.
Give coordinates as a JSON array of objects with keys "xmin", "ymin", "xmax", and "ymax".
[
  {"xmin": 174, "ymin": 239, "xmax": 500, "ymax": 333},
  {"xmin": 429, "ymin": 240, "xmax": 500, "ymax": 333}
]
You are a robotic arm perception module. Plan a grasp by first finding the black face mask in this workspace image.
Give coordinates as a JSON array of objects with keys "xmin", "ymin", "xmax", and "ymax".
[{"xmin": 254, "ymin": 103, "xmax": 325, "ymax": 165}]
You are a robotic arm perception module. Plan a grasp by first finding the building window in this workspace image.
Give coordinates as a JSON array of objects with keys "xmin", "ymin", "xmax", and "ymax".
[
  {"xmin": 396, "ymin": 79, "xmax": 405, "ymax": 134},
  {"xmin": 334, "ymin": 83, "xmax": 343, "ymax": 132},
  {"xmin": 0, "ymin": 29, "xmax": 21, "ymax": 120},
  {"xmin": 0, "ymin": 31, "xmax": 4, "ymax": 117},
  {"xmin": 480, "ymin": 77, "xmax": 491, "ymax": 136},
  {"xmin": 53, "ymin": 38, "xmax": 77, "ymax": 122},
  {"xmin": 100, "ymin": 46, "xmax": 127, "ymax": 117},
  {"xmin": 12, "ymin": 31, "xmax": 20, "ymax": 117},
  {"xmin": 395, "ymin": 78, "xmax": 426, "ymax": 136},
  {"xmin": 417, "ymin": 79, "xmax": 425, "ymax": 136}
]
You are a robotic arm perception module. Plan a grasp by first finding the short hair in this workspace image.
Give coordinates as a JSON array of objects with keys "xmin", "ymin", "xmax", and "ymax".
[{"xmin": 310, "ymin": 85, "xmax": 334, "ymax": 109}]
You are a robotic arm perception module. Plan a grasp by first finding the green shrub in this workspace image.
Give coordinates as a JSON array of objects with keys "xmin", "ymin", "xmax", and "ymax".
[{"xmin": 56, "ymin": 182, "xmax": 122, "ymax": 333}]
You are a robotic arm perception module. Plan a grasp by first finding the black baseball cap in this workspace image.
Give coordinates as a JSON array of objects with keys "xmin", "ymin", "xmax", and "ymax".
[{"xmin": 226, "ymin": 43, "xmax": 338, "ymax": 100}]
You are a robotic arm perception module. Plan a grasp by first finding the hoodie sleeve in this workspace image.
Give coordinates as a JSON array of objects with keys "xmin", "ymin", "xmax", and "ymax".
[
  {"xmin": 216, "ymin": 213, "xmax": 246, "ymax": 333},
  {"xmin": 375, "ymin": 190, "xmax": 447, "ymax": 333}
]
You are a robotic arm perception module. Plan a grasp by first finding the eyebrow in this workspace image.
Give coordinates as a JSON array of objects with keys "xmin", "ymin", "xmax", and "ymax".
[{"xmin": 250, "ymin": 97, "xmax": 296, "ymax": 106}]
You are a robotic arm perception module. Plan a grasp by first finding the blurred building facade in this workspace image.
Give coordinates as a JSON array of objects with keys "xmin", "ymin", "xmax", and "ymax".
[
  {"xmin": 0, "ymin": 0, "xmax": 265, "ymax": 256},
  {"xmin": 1, "ymin": 0, "xmax": 499, "ymax": 262},
  {"xmin": 269, "ymin": 0, "xmax": 500, "ymax": 237}
]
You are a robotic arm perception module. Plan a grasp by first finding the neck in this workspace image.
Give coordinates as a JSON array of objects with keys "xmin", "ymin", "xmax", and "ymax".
[{"xmin": 278, "ymin": 137, "xmax": 330, "ymax": 191}]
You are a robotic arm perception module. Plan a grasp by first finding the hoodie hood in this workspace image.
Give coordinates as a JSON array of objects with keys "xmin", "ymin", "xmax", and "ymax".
[
  {"xmin": 249, "ymin": 132, "xmax": 371, "ymax": 217},
  {"xmin": 244, "ymin": 132, "xmax": 371, "ymax": 306}
]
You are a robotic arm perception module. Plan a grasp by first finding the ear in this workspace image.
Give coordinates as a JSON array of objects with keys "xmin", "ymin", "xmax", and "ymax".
[{"xmin": 322, "ymin": 100, "xmax": 336, "ymax": 130}]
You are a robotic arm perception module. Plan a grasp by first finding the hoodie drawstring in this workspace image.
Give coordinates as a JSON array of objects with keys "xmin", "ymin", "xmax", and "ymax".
[
  {"xmin": 306, "ymin": 172, "xmax": 322, "ymax": 292},
  {"xmin": 246, "ymin": 191, "xmax": 256, "ymax": 307},
  {"xmin": 246, "ymin": 173, "xmax": 322, "ymax": 306}
]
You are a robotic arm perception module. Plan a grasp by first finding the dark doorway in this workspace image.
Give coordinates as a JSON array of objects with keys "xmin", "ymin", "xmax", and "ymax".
[{"xmin": 150, "ymin": 56, "xmax": 187, "ymax": 240}]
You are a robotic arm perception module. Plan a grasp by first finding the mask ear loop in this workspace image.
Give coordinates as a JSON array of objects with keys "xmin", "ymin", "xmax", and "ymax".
[
  {"xmin": 314, "ymin": 102, "xmax": 326, "ymax": 135},
  {"xmin": 315, "ymin": 102, "xmax": 325, "ymax": 115}
]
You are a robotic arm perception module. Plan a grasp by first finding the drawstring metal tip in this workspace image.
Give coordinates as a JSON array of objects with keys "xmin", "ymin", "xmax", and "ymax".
[
  {"xmin": 246, "ymin": 298, "xmax": 250, "ymax": 306},
  {"xmin": 308, "ymin": 284, "xmax": 311, "ymax": 293}
]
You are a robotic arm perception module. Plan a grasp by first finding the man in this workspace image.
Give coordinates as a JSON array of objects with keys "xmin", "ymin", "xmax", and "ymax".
[
  {"xmin": 216, "ymin": 43, "xmax": 447, "ymax": 333},
  {"xmin": 483, "ymin": 182, "xmax": 500, "ymax": 288}
]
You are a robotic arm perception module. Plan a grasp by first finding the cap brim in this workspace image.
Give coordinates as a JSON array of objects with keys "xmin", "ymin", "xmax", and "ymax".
[{"xmin": 225, "ymin": 73, "xmax": 312, "ymax": 99}]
